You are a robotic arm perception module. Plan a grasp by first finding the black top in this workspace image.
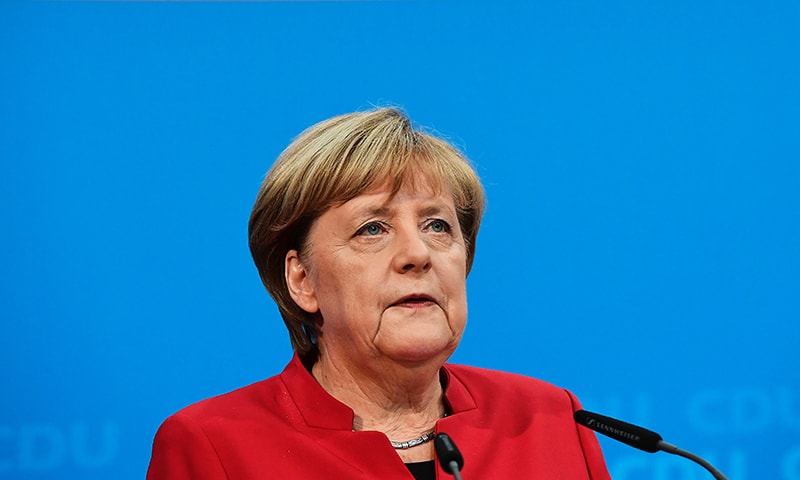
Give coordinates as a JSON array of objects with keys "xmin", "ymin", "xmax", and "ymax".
[{"xmin": 405, "ymin": 460, "xmax": 436, "ymax": 480}]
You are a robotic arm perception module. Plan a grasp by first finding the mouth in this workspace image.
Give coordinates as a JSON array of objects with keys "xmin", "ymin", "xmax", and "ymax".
[{"xmin": 392, "ymin": 294, "xmax": 437, "ymax": 308}]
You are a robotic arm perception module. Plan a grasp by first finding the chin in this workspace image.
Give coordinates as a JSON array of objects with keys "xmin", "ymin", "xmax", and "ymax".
[
  {"xmin": 374, "ymin": 318, "xmax": 461, "ymax": 363},
  {"xmin": 381, "ymin": 337, "xmax": 458, "ymax": 364}
]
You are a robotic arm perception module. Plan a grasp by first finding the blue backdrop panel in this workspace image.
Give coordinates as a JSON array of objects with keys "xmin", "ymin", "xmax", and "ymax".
[{"xmin": 1, "ymin": 2, "xmax": 798, "ymax": 479}]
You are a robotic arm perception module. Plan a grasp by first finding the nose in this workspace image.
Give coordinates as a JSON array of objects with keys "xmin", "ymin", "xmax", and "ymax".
[{"xmin": 393, "ymin": 227, "xmax": 432, "ymax": 274}]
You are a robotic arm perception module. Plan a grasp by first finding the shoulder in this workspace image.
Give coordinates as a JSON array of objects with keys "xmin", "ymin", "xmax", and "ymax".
[
  {"xmin": 445, "ymin": 363, "xmax": 566, "ymax": 394},
  {"xmin": 147, "ymin": 372, "xmax": 303, "ymax": 479},
  {"xmin": 160, "ymin": 373, "xmax": 287, "ymax": 433},
  {"xmin": 150, "ymin": 372, "xmax": 295, "ymax": 460},
  {"xmin": 444, "ymin": 363, "xmax": 579, "ymax": 412}
]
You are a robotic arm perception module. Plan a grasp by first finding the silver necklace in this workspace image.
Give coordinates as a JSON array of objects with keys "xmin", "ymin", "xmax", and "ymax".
[{"xmin": 390, "ymin": 429, "xmax": 436, "ymax": 449}]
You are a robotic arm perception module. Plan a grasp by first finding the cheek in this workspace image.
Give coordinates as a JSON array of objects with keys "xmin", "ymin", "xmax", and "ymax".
[
  {"xmin": 446, "ymin": 272, "xmax": 468, "ymax": 315},
  {"xmin": 451, "ymin": 287, "xmax": 468, "ymax": 323},
  {"xmin": 310, "ymin": 259, "xmax": 376, "ymax": 318},
  {"xmin": 445, "ymin": 254, "xmax": 469, "ymax": 323}
]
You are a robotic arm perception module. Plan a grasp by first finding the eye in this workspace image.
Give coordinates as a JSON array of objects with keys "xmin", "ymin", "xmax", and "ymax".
[
  {"xmin": 356, "ymin": 221, "xmax": 386, "ymax": 236},
  {"xmin": 427, "ymin": 219, "xmax": 451, "ymax": 233}
]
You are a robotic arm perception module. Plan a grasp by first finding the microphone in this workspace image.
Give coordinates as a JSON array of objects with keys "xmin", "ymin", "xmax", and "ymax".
[
  {"xmin": 574, "ymin": 409, "xmax": 728, "ymax": 480},
  {"xmin": 574, "ymin": 409, "xmax": 662, "ymax": 452},
  {"xmin": 434, "ymin": 432, "xmax": 464, "ymax": 480}
]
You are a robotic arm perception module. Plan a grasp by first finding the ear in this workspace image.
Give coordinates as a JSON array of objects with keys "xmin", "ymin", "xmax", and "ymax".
[{"xmin": 285, "ymin": 249, "xmax": 319, "ymax": 314}]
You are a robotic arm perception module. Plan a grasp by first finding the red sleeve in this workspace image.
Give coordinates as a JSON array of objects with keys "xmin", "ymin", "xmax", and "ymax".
[
  {"xmin": 146, "ymin": 413, "xmax": 229, "ymax": 480},
  {"xmin": 565, "ymin": 389, "xmax": 612, "ymax": 480}
]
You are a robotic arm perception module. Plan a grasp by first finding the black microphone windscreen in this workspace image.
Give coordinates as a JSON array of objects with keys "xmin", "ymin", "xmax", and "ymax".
[
  {"xmin": 574, "ymin": 409, "xmax": 663, "ymax": 453},
  {"xmin": 434, "ymin": 433, "xmax": 464, "ymax": 474}
]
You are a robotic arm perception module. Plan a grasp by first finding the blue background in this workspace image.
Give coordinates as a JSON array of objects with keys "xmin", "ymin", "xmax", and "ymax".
[{"xmin": 1, "ymin": 1, "xmax": 798, "ymax": 479}]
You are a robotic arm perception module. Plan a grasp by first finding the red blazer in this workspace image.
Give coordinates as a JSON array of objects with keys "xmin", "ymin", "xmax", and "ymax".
[{"xmin": 147, "ymin": 354, "xmax": 610, "ymax": 479}]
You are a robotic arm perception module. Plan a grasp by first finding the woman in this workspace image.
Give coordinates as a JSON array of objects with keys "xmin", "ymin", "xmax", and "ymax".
[{"xmin": 147, "ymin": 107, "xmax": 610, "ymax": 479}]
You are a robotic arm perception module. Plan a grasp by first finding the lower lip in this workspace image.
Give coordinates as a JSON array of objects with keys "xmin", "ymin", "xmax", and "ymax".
[{"xmin": 395, "ymin": 299, "xmax": 435, "ymax": 308}]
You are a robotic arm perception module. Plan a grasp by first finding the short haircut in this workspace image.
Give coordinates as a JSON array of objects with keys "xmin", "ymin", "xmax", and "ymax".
[{"xmin": 248, "ymin": 107, "xmax": 485, "ymax": 363}]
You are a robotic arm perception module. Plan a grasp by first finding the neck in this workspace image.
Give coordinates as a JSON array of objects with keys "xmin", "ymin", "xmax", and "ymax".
[{"xmin": 311, "ymin": 349, "xmax": 447, "ymax": 462}]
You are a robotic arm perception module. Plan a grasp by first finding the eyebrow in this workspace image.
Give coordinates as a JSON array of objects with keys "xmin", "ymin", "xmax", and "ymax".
[
  {"xmin": 418, "ymin": 204, "xmax": 449, "ymax": 217},
  {"xmin": 357, "ymin": 206, "xmax": 392, "ymax": 219},
  {"xmin": 355, "ymin": 203, "xmax": 452, "ymax": 220}
]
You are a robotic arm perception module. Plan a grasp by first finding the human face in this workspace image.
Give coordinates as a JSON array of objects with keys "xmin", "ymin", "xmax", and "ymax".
[{"xmin": 285, "ymin": 178, "xmax": 468, "ymax": 367}]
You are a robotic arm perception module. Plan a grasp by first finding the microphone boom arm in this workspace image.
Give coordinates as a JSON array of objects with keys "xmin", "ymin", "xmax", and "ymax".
[
  {"xmin": 574, "ymin": 410, "xmax": 728, "ymax": 480},
  {"xmin": 656, "ymin": 440, "xmax": 728, "ymax": 480}
]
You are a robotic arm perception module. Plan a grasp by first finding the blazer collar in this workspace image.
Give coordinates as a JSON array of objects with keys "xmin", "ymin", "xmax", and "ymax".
[{"xmin": 280, "ymin": 352, "xmax": 478, "ymax": 430}]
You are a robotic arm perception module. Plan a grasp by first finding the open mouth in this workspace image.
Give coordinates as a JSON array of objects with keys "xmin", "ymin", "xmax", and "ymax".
[{"xmin": 393, "ymin": 294, "xmax": 436, "ymax": 307}]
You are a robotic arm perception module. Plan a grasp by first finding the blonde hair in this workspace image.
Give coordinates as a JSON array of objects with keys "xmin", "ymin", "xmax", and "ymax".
[{"xmin": 248, "ymin": 107, "xmax": 485, "ymax": 363}]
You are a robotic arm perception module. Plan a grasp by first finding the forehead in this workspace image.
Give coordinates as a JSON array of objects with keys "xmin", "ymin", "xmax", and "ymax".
[{"xmin": 343, "ymin": 173, "xmax": 455, "ymax": 213}]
